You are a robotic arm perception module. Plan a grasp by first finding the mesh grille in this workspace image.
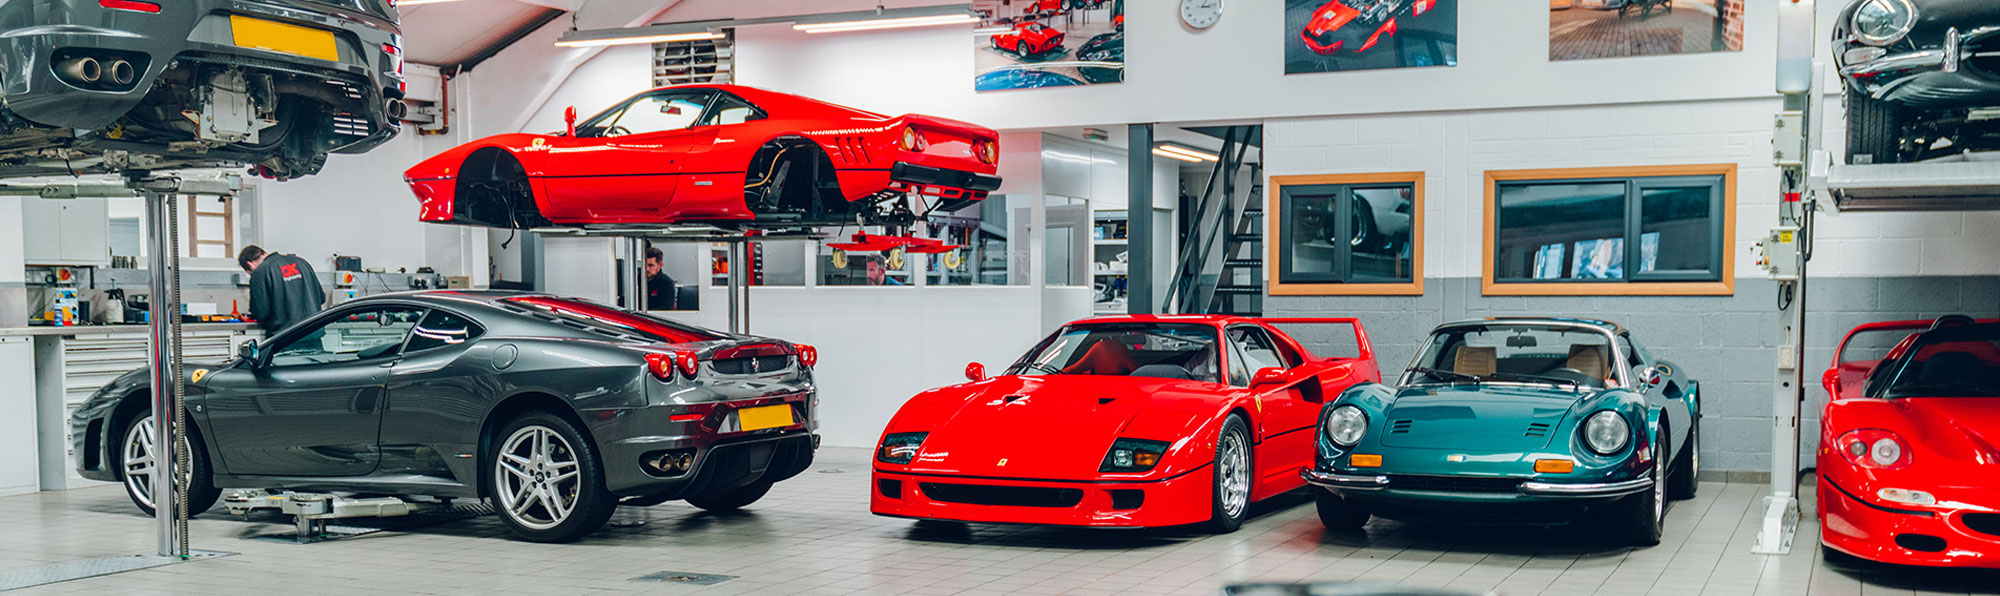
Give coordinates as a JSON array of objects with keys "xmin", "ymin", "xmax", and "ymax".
[{"xmin": 919, "ymin": 483, "xmax": 1083, "ymax": 508}]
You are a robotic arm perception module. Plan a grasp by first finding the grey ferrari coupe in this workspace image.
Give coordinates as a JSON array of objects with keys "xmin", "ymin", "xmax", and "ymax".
[{"xmin": 71, "ymin": 291, "xmax": 820, "ymax": 542}]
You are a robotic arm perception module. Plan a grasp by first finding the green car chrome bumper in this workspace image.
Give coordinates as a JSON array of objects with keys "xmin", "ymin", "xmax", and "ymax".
[{"xmin": 1303, "ymin": 468, "xmax": 1652, "ymax": 500}]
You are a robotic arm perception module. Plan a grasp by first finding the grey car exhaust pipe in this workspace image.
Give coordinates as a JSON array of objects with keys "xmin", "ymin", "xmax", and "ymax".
[
  {"xmin": 386, "ymin": 98, "xmax": 408, "ymax": 121},
  {"xmin": 107, "ymin": 59, "xmax": 136, "ymax": 86},
  {"xmin": 55, "ymin": 57, "xmax": 102, "ymax": 85}
]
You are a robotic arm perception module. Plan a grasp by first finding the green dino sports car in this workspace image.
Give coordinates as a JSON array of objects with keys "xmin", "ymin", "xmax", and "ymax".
[{"xmin": 1301, "ymin": 318, "xmax": 1701, "ymax": 546}]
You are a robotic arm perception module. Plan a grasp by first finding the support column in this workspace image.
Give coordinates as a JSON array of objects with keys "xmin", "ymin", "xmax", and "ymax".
[
  {"xmin": 142, "ymin": 189, "xmax": 179, "ymax": 558},
  {"xmin": 620, "ymin": 237, "xmax": 646, "ymax": 310},
  {"xmin": 1127, "ymin": 124, "xmax": 1154, "ymax": 315},
  {"xmin": 727, "ymin": 242, "xmax": 746, "ymax": 334}
]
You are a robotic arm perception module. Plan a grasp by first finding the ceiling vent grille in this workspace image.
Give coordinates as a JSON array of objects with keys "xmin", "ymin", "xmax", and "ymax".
[{"xmin": 652, "ymin": 30, "xmax": 734, "ymax": 87}]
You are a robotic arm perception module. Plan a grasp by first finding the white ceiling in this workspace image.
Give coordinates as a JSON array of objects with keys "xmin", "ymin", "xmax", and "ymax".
[{"xmin": 399, "ymin": 0, "xmax": 567, "ymax": 67}]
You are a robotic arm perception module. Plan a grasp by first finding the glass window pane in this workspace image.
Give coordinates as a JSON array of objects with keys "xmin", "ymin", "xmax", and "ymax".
[
  {"xmin": 927, "ymin": 196, "xmax": 1023, "ymax": 286},
  {"xmin": 1495, "ymin": 182, "xmax": 1626, "ymax": 281},
  {"xmin": 1350, "ymin": 186, "xmax": 1415, "ymax": 282},
  {"xmin": 1046, "ymin": 197, "xmax": 1090, "ymax": 287},
  {"xmin": 1280, "ymin": 188, "xmax": 1341, "ymax": 283},
  {"xmin": 1638, "ymin": 185, "xmax": 1714, "ymax": 276},
  {"xmin": 269, "ymin": 306, "xmax": 424, "ymax": 367},
  {"xmin": 406, "ymin": 310, "xmax": 484, "ymax": 352},
  {"xmin": 582, "ymin": 91, "xmax": 710, "ymax": 136}
]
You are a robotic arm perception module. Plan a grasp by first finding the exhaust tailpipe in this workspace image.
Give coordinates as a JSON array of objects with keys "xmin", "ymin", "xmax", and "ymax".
[
  {"xmin": 386, "ymin": 98, "xmax": 409, "ymax": 121},
  {"xmin": 55, "ymin": 57, "xmax": 102, "ymax": 85},
  {"xmin": 107, "ymin": 60, "xmax": 135, "ymax": 86}
]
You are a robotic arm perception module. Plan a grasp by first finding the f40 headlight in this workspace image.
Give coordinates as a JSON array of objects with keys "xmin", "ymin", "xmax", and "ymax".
[
  {"xmin": 877, "ymin": 432, "xmax": 927, "ymax": 464},
  {"xmin": 1853, "ymin": 0, "xmax": 1917, "ymax": 46},
  {"xmin": 1324, "ymin": 405, "xmax": 1367, "ymax": 448},
  {"xmin": 1582, "ymin": 411, "xmax": 1630, "ymax": 455},
  {"xmin": 1100, "ymin": 438, "xmax": 1169, "ymax": 473}
]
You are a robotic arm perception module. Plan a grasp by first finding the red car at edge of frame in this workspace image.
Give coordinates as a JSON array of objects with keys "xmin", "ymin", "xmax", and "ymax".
[
  {"xmin": 1818, "ymin": 315, "xmax": 2000, "ymax": 568},
  {"xmin": 403, "ymin": 84, "xmax": 1002, "ymax": 230},
  {"xmin": 871, "ymin": 315, "xmax": 1380, "ymax": 532}
]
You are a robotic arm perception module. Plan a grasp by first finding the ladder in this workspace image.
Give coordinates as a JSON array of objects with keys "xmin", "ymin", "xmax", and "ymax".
[{"xmin": 1164, "ymin": 125, "xmax": 1264, "ymax": 315}]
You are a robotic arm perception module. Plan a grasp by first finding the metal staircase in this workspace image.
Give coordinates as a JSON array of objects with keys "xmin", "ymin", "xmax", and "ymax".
[{"xmin": 1164, "ymin": 125, "xmax": 1264, "ymax": 315}]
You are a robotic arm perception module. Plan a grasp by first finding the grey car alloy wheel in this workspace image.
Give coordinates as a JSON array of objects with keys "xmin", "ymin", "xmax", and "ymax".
[
  {"xmin": 122, "ymin": 415, "xmax": 161, "ymax": 510},
  {"xmin": 494, "ymin": 425, "xmax": 584, "ymax": 531}
]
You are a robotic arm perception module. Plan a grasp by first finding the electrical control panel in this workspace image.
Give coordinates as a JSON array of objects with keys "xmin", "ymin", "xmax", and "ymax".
[{"xmin": 1755, "ymin": 226, "xmax": 1800, "ymax": 281}]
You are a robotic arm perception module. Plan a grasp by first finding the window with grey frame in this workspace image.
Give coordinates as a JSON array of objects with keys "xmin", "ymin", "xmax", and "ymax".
[
  {"xmin": 1277, "ymin": 183, "xmax": 1416, "ymax": 285},
  {"xmin": 1492, "ymin": 175, "xmax": 1724, "ymax": 283}
]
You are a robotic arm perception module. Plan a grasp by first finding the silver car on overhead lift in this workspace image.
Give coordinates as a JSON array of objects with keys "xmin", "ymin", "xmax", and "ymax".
[{"xmin": 0, "ymin": 0, "xmax": 405, "ymax": 179}]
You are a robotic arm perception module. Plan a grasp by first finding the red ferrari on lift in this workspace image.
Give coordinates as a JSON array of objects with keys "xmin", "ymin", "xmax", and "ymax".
[
  {"xmin": 403, "ymin": 84, "xmax": 1001, "ymax": 230},
  {"xmin": 1818, "ymin": 316, "xmax": 2000, "ymax": 568},
  {"xmin": 872, "ymin": 316, "xmax": 1380, "ymax": 532}
]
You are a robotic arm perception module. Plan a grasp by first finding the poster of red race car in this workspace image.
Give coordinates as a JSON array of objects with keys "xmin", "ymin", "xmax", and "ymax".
[
  {"xmin": 975, "ymin": 0, "xmax": 1125, "ymax": 91},
  {"xmin": 1285, "ymin": 0, "xmax": 1458, "ymax": 75}
]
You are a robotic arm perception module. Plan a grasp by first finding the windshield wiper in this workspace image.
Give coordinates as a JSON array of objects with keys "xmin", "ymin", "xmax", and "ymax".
[
  {"xmin": 1408, "ymin": 367, "xmax": 1481, "ymax": 384},
  {"xmin": 1484, "ymin": 372, "xmax": 1582, "ymax": 390}
]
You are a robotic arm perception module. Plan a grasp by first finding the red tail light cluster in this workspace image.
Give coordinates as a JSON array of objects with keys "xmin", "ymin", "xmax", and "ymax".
[
  {"xmin": 100, "ymin": 0, "xmax": 161, "ymax": 13},
  {"xmin": 1836, "ymin": 429, "xmax": 1913, "ymax": 469},
  {"xmin": 794, "ymin": 344, "xmax": 818, "ymax": 368},
  {"xmin": 645, "ymin": 351, "xmax": 701, "ymax": 381},
  {"xmin": 975, "ymin": 140, "xmax": 998, "ymax": 164}
]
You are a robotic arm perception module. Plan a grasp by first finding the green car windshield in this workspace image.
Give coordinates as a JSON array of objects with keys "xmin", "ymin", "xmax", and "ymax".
[
  {"xmin": 1007, "ymin": 323, "xmax": 1222, "ymax": 383},
  {"xmin": 1406, "ymin": 324, "xmax": 1620, "ymax": 390},
  {"xmin": 1870, "ymin": 323, "xmax": 2000, "ymax": 399}
]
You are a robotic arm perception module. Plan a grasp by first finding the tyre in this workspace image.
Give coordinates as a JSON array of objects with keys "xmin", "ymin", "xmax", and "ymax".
[
  {"xmin": 686, "ymin": 480, "xmax": 773, "ymax": 512},
  {"xmin": 1845, "ymin": 88, "xmax": 1904, "ymax": 165},
  {"xmin": 1667, "ymin": 420, "xmax": 1699, "ymax": 500},
  {"xmin": 1611, "ymin": 428, "xmax": 1667, "ymax": 546},
  {"xmin": 1204, "ymin": 415, "xmax": 1253, "ymax": 533},
  {"xmin": 1313, "ymin": 489, "xmax": 1370, "ymax": 530},
  {"xmin": 117, "ymin": 413, "xmax": 220, "ymax": 517},
  {"xmin": 1349, "ymin": 199, "xmax": 1379, "ymax": 253},
  {"xmin": 487, "ymin": 411, "xmax": 616, "ymax": 543}
]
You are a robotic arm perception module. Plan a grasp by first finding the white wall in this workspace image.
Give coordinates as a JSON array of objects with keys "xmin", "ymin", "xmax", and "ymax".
[{"xmin": 261, "ymin": 132, "xmax": 464, "ymax": 275}]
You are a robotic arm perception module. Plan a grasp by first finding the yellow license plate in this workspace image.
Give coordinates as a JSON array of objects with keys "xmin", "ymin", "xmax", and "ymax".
[
  {"xmin": 737, "ymin": 405, "xmax": 794, "ymax": 432},
  {"xmin": 230, "ymin": 16, "xmax": 339, "ymax": 62}
]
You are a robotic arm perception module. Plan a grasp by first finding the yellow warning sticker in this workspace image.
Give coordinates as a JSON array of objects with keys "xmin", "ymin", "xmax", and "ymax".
[{"xmin": 1777, "ymin": 231, "xmax": 1795, "ymax": 243}]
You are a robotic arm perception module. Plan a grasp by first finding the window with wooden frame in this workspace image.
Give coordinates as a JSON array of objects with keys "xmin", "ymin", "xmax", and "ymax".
[
  {"xmin": 1483, "ymin": 165, "xmax": 1736, "ymax": 296},
  {"xmin": 1268, "ymin": 173, "xmax": 1424, "ymax": 296}
]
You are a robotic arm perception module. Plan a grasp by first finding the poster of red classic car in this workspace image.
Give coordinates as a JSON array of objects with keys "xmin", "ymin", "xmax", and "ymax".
[
  {"xmin": 1285, "ymin": 0, "xmax": 1458, "ymax": 75},
  {"xmin": 974, "ymin": 0, "xmax": 1125, "ymax": 91},
  {"xmin": 1549, "ymin": 0, "xmax": 1745, "ymax": 61}
]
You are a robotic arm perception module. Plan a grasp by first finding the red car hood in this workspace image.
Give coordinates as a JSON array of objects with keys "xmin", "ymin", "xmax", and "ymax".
[
  {"xmin": 892, "ymin": 375, "xmax": 1230, "ymax": 481},
  {"xmin": 1897, "ymin": 398, "xmax": 2000, "ymax": 473},
  {"xmin": 1306, "ymin": 1, "xmax": 1361, "ymax": 35}
]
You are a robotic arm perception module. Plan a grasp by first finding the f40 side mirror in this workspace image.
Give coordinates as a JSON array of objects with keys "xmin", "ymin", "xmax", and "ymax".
[
  {"xmin": 1251, "ymin": 367, "xmax": 1288, "ymax": 388},
  {"xmin": 563, "ymin": 105, "xmax": 578, "ymax": 137},
  {"xmin": 965, "ymin": 362, "xmax": 987, "ymax": 382}
]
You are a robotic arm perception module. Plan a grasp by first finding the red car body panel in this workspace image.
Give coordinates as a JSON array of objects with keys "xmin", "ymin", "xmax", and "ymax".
[
  {"xmin": 1817, "ymin": 319, "xmax": 2000, "ymax": 568},
  {"xmin": 1300, "ymin": 0, "xmax": 1435, "ymax": 55},
  {"xmin": 403, "ymin": 84, "xmax": 1000, "ymax": 228},
  {"xmin": 872, "ymin": 315, "xmax": 1380, "ymax": 528},
  {"xmin": 993, "ymin": 23, "xmax": 1065, "ymax": 55}
]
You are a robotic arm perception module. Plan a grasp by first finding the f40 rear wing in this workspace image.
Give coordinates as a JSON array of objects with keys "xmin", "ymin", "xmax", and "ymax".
[{"xmin": 1259, "ymin": 318, "xmax": 1374, "ymax": 363}]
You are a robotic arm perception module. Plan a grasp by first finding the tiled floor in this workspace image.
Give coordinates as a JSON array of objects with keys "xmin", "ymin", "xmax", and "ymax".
[{"xmin": 0, "ymin": 448, "xmax": 1995, "ymax": 595}]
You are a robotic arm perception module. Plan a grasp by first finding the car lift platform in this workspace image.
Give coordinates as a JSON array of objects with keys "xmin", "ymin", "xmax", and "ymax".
[
  {"xmin": 222, "ymin": 490, "xmax": 482, "ymax": 544},
  {"xmin": 528, "ymin": 223, "xmax": 827, "ymax": 243},
  {"xmin": 1815, "ymin": 153, "xmax": 2000, "ymax": 212}
]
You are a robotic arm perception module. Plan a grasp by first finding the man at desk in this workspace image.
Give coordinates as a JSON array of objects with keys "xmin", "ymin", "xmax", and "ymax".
[
  {"xmin": 238, "ymin": 245, "xmax": 326, "ymax": 332},
  {"xmin": 644, "ymin": 245, "xmax": 679, "ymax": 311}
]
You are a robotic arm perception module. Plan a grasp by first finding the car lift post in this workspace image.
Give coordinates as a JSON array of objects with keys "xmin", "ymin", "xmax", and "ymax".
[
  {"xmin": 1754, "ymin": 0, "xmax": 1819, "ymax": 555},
  {"xmin": 727, "ymin": 241, "xmax": 748, "ymax": 334}
]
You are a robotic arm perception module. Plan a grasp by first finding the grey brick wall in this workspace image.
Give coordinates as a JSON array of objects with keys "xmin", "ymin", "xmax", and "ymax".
[{"xmin": 1266, "ymin": 275, "xmax": 2000, "ymax": 472}]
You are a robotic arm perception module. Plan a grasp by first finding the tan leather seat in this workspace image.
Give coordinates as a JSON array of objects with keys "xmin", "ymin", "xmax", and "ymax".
[
  {"xmin": 1567, "ymin": 344, "xmax": 1610, "ymax": 382},
  {"xmin": 1454, "ymin": 346, "xmax": 1497, "ymax": 377}
]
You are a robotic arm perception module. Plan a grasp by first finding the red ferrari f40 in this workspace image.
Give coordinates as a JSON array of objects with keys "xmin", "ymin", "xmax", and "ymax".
[
  {"xmin": 872, "ymin": 316, "xmax": 1380, "ymax": 532},
  {"xmin": 404, "ymin": 84, "xmax": 1001, "ymax": 229}
]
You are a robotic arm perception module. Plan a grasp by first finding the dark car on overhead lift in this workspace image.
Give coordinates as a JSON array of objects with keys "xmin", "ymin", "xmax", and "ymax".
[
  {"xmin": 70, "ymin": 291, "xmax": 821, "ymax": 543},
  {"xmin": 1834, "ymin": 0, "xmax": 2000, "ymax": 164},
  {"xmin": 0, "ymin": 0, "xmax": 406, "ymax": 180},
  {"xmin": 1076, "ymin": 31, "xmax": 1124, "ymax": 84}
]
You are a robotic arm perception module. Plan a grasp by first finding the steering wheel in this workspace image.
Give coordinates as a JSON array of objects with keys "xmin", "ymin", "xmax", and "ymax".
[{"xmin": 605, "ymin": 125, "xmax": 632, "ymax": 137}]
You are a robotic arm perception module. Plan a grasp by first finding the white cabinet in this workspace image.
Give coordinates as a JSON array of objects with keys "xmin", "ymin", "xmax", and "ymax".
[
  {"xmin": 22, "ymin": 197, "xmax": 109, "ymax": 266},
  {"xmin": 0, "ymin": 337, "xmax": 36, "ymax": 496}
]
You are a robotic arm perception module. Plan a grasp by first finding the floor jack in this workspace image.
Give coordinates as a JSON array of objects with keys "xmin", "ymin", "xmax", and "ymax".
[{"xmin": 222, "ymin": 490, "xmax": 449, "ymax": 544}]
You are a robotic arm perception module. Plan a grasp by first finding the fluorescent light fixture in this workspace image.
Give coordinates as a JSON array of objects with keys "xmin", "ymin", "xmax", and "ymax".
[
  {"xmin": 793, "ymin": 4, "xmax": 978, "ymax": 34},
  {"xmin": 556, "ymin": 22, "xmax": 726, "ymax": 48},
  {"xmin": 1154, "ymin": 143, "xmax": 1219, "ymax": 162},
  {"xmin": 972, "ymin": 26, "xmax": 1014, "ymax": 34},
  {"xmin": 396, "ymin": 0, "xmax": 468, "ymax": 5}
]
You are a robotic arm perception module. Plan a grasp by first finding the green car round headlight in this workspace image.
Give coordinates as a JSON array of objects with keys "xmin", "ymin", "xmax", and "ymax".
[
  {"xmin": 1852, "ymin": 0, "xmax": 1917, "ymax": 47},
  {"xmin": 1583, "ymin": 411, "xmax": 1630, "ymax": 455},
  {"xmin": 1325, "ymin": 405, "xmax": 1367, "ymax": 447}
]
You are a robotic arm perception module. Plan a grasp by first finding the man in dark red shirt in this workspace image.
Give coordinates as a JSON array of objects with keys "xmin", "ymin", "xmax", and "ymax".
[{"xmin": 238, "ymin": 245, "xmax": 326, "ymax": 332}]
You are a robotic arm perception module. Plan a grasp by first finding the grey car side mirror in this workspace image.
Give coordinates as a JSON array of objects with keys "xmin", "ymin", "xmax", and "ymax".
[{"xmin": 237, "ymin": 341, "xmax": 260, "ymax": 365}]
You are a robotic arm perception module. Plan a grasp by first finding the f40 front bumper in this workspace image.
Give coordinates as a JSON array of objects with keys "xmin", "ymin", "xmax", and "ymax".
[{"xmin": 871, "ymin": 466, "xmax": 1215, "ymax": 528}]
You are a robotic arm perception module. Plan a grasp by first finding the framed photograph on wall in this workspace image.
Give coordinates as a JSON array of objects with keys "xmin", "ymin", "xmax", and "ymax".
[
  {"xmin": 1284, "ymin": 0, "xmax": 1458, "ymax": 75},
  {"xmin": 974, "ymin": 0, "xmax": 1125, "ymax": 91},
  {"xmin": 1549, "ymin": 0, "xmax": 1745, "ymax": 61}
]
